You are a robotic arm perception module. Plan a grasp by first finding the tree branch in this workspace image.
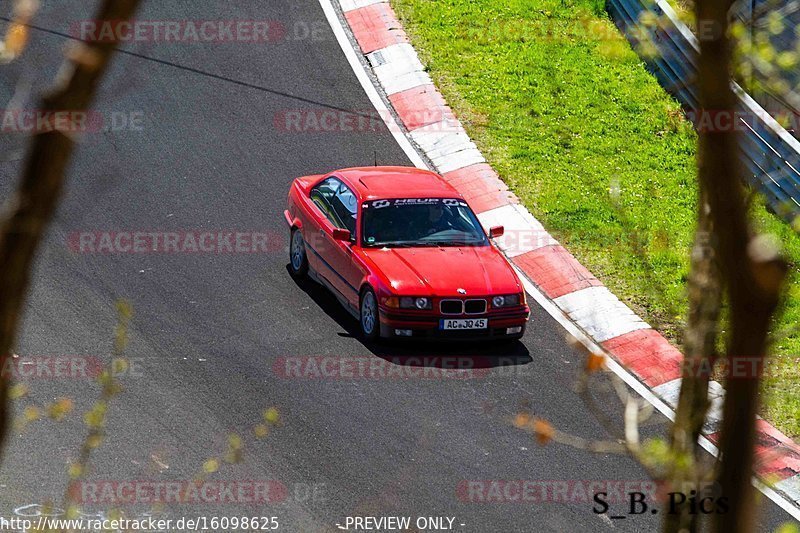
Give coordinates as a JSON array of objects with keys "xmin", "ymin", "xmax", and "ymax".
[{"xmin": 0, "ymin": 0, "xmax": 142, "ymax": 456}]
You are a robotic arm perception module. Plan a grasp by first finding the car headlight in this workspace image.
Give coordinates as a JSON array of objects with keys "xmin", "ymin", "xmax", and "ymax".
[
  {"xmin": 400, "ymin": 296, "xmax": 432, "ymax": 310},
  {"xmin": 492, "ymin": 294, "xmax": 521, "ymax": 308}
]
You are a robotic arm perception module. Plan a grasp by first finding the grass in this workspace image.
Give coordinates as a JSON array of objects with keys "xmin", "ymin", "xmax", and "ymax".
[{"xmin": 391, "ymin": 0, "xmax": 800, "ymax": 436}]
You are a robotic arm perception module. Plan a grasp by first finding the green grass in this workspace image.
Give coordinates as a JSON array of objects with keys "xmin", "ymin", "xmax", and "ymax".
[{"xmin": 391, "ymin": 0, "xmax": 800, "ymax": 436}]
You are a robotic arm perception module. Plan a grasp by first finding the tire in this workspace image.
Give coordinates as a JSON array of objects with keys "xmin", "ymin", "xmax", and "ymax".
[
  {"xmin": 289, "ymin": 228, "xmax": 308, "ymax": 278},
  {"xmin": 359, "ymin": 287, "xmax": 380, "ymax": 341}
]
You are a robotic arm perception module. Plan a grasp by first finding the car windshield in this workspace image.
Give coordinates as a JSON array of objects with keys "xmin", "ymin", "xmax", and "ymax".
[{"xmin": 361, "ymin": 198, "xmax": 488, "ymax": 247}]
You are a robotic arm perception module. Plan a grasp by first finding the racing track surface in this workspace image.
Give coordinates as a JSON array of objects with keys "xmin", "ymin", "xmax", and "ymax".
[{"xmin": 0, "ymin": 1, "xmax": 794, "ymax": 531}]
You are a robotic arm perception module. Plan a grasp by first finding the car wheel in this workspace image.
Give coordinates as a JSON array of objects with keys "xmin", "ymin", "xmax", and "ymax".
[
  {"xmin": 289, "ymin": 228, "xmax": 308, "ymax": 278},
  {"xmin": 360, "ymin": 287, "xmax": 380, "ymax": 341}
]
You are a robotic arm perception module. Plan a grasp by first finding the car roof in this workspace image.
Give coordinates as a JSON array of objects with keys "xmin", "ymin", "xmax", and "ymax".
[{"xmin": 335, "ymin": 166, "xmax": 462, "ymax": 201}]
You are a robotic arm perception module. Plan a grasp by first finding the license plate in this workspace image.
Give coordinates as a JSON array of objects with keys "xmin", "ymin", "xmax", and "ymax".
[{"xmin": 440, "ymin": 318, "xmax": 488, "ymax": 330}]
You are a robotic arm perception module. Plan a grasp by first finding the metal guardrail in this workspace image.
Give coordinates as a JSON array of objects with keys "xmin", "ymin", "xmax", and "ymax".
[
  {"xmin": 607, "ymin": 0, "xmax": 800, "ymax": 219},
  {"xmin": 737, "ymin": 0, "xmax": 800, "ymax": 120}
]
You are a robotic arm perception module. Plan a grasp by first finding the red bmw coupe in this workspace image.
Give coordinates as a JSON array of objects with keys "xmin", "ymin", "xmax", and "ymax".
[{"xmin": 284, "ymin": 166, "xmax": 530, "ymax": 341}]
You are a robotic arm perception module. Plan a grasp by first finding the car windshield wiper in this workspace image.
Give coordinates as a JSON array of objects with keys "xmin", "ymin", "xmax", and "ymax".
[
  {"xmin": 425, "ymin": 240, "xmax": 482, "ymax": 247},
  {"xmin": 369, "ymin": 241, "xmax": 423, "ymax": 248},
  {"xmin": 369, "ymin": 240, "xmax": 480, "ymax": 248}
]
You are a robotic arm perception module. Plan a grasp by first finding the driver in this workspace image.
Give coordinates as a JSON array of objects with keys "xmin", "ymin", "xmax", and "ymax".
[{"xmin": 413, "ymin": 202, "xmax": 451, "ymax": 239}]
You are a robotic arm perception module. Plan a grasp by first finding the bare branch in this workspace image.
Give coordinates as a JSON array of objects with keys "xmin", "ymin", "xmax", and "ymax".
[{"xmin": 0, "ymin": 0, "xmax": 142, "ymax": 459}]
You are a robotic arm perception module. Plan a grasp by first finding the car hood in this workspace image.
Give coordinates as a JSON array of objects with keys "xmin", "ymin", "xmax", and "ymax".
[{"xmin": 361, "ymin": 245, "xmax": 522, "ymax": 296}]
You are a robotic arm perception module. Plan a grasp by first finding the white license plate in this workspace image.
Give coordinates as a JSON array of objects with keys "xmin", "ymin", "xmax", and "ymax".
[{"xmin": 440, "ymin": 318, "xmax": 488, "ymax": 330}]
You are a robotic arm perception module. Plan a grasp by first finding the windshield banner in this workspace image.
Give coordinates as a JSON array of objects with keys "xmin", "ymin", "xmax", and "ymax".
[{"xmin": 364, "ymin": 198, "xmax": 466, "ymax": 209}]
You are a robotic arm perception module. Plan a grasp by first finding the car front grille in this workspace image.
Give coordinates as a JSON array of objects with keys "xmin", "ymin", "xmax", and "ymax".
[
  {"xmin": 440, "ymin": 299, "xmax": 463, "ymax": 314},
  {"xmin": 464, "ymin": 299, "xmax": 487, "ymax": 314},
  {"xmin": 439, "ymin": 298, "xmax": 487, "ymax": 315}
]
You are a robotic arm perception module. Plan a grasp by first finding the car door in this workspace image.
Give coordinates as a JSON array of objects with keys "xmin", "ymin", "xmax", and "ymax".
[
  {"xmin": 304, "ymin": 177, "xmax": 339, "ymax": 276},
  {"xmin": 305, "ymin": 177, "xmax": 359, "ymax": 305},
  {"xmin": 326, "ymin": 179, "xmax": 363, "ymax": 308}
]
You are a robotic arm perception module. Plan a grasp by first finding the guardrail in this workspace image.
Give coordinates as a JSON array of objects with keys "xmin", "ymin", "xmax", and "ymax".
[
  {"xmin": 607, "ymin": 0, "xmax": 800, "ymax": 220},
  {"xmin": 736, "ymin": 0, "xmax": 800, "ymax": 122}
]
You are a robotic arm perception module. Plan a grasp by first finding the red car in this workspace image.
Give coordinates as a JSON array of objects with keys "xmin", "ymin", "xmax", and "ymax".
[{"xmin": 284, "ymin": 166, "xmax": 530, "ymax": 341}]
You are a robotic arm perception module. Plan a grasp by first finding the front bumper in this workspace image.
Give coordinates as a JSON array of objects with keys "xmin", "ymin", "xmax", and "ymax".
[{"xmin": 378, "ymin": 307, "xmax": 529, "ymax": 340}]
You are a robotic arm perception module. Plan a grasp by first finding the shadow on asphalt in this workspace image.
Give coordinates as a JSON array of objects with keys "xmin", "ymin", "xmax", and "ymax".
[{"xmin": 288, "ymin": 265, "xmax": 533, "ymax": 370}]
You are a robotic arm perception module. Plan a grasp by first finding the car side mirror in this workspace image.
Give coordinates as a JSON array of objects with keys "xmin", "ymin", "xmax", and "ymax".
[
  {"xmin": 332, "ymin": 228, "xmax": 352, "ymax": 242},
  {"xmin": 489, "ymin": 225, "xmax": 504, "ymax": 239}
]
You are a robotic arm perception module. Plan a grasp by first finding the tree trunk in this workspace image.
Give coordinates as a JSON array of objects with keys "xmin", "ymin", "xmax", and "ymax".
[
  {"xmin": 0, "ymin": 0, "xmax": 142, "ymax": 455},
  {"xmin": 663, "ymin": 197, "xmax": 721, "ymax": 533},
  {"xmin": 691, "ymin": 0, "xmax": 788, "ymax": 532}
]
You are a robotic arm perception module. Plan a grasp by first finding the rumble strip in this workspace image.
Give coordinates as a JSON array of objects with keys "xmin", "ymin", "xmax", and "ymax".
[{"xmin": 320, "ymin": 0, "xmax": 800, "ymax": 514}]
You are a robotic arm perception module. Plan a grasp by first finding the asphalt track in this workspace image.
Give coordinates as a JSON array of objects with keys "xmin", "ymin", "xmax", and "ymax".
[{"xmin": 0, "ymin": 1, "xmax": 795, "ymax": 531}]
